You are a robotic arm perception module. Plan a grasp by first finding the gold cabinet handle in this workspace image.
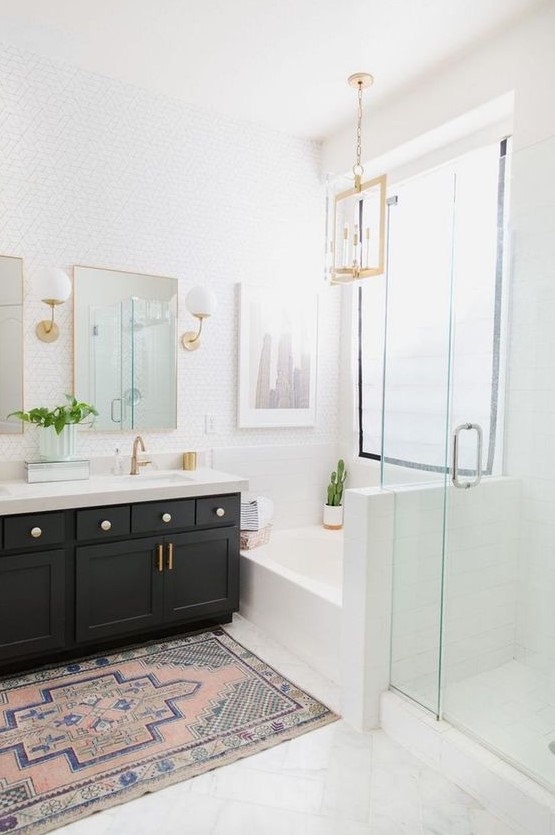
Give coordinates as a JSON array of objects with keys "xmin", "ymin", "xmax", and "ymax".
[
  {"xmin": 156, "ymin": 544, "xmax": 164, "ymax": 572},
  {"xmin": 216, "ymin": 508, "xmax": 225, "ymax": 518},
  {"xmin": 167, "ymin": 542, "xmax": 174, "ymax": 571},
  {"xmin": 100, "ymin": 520, "xmax": 112, "ymax": 532},
  {"xmin": 162, "ymin": 512, "xmax": 172, "ymax": 523},
  {"xmin": 31, "ymin": 526, "xmax": 42, "ymax": 538}
]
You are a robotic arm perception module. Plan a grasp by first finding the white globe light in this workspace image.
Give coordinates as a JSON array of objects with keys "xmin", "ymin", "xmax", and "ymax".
[
  {"xmin": 185, "ymin": 286, "xmax": 216, "ymax": 318},
  {"xmin": 36, "ymin": 267, "xmax": 72, "ymax": 304}
]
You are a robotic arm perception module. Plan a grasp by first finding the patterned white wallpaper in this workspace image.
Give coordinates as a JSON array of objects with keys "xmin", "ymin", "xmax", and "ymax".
[{"xmin": 0, "ymin": 43, "xmax": 340, "ymax": 462}]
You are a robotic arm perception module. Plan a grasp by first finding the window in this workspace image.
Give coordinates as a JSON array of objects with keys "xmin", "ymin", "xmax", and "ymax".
[{"xmin": 358, "ymin": 139, "xmax": 510, "ymax": 474}]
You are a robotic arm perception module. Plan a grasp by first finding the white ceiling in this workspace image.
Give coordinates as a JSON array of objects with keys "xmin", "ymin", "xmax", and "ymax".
[{"xmin": 0, "ymin": 0, "xmax": 546, "ymax": 140}]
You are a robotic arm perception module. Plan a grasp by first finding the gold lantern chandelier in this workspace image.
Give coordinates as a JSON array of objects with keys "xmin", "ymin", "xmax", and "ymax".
[{"xmin": 328, "ymin": 73, "xmax": 387, "ymax": 284}]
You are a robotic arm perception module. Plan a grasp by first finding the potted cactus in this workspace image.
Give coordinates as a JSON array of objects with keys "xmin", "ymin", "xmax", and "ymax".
[{"xmin": 323, "ymin": 458, "xmax": 347, "ymax": 530}]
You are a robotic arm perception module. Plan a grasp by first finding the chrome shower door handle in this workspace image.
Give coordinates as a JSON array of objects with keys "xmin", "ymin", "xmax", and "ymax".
[{"xmin": 451, "ymin": 423, "xmax": 483, "ymax": 489}]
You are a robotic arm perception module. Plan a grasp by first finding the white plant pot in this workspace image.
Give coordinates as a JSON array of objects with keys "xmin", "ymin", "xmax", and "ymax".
[
  {"xmin": 39, "ymin": 424, "xmax": 77, "ymax": 461},
  {"xmin": 323, "ymin": 504, "xmax": 343, "ymax": 530}
]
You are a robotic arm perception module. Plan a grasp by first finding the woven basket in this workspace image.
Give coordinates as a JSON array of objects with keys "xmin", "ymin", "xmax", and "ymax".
[{"xmin": 240, "ymin": 525, "xmax": 271, "ymax": 550}]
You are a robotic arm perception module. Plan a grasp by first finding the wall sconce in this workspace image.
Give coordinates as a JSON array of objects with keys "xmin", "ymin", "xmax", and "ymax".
[
  {"xmin": 327, "ymin": 73, "xmax": 387, "ymax": 284},
  {"xmin": 181, "ymin": 286, "xmax": 217, "ymax": 351},
  {"xmin": 35, "ymin": 267, "xmax": 72, "ymax": 342}
]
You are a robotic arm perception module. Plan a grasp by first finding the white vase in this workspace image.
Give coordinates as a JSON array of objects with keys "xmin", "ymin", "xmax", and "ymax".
[
  {"xmin": 323, "ymin": 504, "xmax": 343, "ymax": 530},
  {"xmin": 39, "ymin": 424, "xmax": 77, "ymax": 461}
]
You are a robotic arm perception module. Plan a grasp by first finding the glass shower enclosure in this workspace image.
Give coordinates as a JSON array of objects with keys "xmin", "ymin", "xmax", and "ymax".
[{"xmin": 384, "ymin": 134, "xmax": 555, "ymax": 791}]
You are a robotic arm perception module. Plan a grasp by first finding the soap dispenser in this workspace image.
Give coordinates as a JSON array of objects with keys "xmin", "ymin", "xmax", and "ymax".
[{"xmin": 113, "ymin": 447, "xmax": 124, "ymax": 476}]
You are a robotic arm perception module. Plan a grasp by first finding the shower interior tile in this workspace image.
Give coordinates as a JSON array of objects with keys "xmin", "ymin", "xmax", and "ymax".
[{"xmin": 444, "ymin": 660, "xmax": 555, "ymax": 793}]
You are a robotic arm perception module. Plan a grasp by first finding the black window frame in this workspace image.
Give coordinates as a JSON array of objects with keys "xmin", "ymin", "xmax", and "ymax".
[{"xmin": 357, "ymin": 138, "xmax": 510, "ymax": 475}]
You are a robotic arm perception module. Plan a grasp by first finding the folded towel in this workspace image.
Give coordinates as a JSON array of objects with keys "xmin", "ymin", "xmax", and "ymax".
[{"xmin": 240, "ymin": 496, "xmax": 274, "ymax": 531}]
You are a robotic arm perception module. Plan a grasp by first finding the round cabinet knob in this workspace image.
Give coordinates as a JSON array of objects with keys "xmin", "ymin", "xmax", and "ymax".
[
  {"xmin": 162, "ymin": 512, "xmax": 172, "ymax": 523},
  {"xmin": 100, "ymin": 520, "xmax": 112, "ymax": 532},
  {"xmin": 30, "ymin": 526, "xmax": 42, "ymax": 538},
  {"xmin": 215, "ymin": 508, "xmax": 225, "ymax": 518}
]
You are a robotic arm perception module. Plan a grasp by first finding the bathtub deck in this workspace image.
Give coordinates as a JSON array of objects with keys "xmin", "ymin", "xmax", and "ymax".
[{"xmin": 240, "ymin": 525, "xmax": 343, "ymax": 605}]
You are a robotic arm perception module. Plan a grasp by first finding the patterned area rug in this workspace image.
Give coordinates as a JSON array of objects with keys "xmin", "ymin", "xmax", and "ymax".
[{"xmin": 0, "ymin": 628, "xmax": 337, "ymax": 835}]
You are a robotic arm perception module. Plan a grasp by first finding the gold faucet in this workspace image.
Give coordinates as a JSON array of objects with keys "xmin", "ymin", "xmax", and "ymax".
[{"xmin": 130, "ymin": 435, "xmax": 151, "ymax": 475}]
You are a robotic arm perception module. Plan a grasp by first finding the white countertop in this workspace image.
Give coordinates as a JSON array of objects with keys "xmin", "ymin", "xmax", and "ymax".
[{"xmin": 0, "ymin": 467, "xmax": 248, "ymax": 516}]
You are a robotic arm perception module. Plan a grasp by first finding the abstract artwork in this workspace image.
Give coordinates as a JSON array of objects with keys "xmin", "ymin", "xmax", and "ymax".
[{"xmin": 238, "ymin": 284, "xmax": 318, "ymax": 427}]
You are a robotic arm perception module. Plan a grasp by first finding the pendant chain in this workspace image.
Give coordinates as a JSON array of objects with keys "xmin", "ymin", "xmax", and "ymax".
[
  {"xmin": 353, "ymin": 81, "xmax": 364, "ymax": 189},
  {"xmin": 356, "ymin": 82, "xmax": 363, "ymax": 170}
]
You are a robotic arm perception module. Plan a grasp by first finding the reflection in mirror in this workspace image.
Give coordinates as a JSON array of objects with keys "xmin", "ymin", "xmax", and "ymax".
[
  {"xmin": 74, "ymin": 266, "xmax": 178, "ymax": 431},
  {"xmin": 0, "ymin": 255, "xmax": 23, "ymax": 434}
]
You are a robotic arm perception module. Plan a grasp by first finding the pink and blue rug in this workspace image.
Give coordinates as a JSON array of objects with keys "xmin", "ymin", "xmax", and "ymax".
[{"xmin": 0, "ymin": 628, "xmax": 337, "ymax": 834}]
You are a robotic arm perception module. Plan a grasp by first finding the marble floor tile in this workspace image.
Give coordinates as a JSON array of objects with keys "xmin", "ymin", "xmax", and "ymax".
[
  {"xmin": 54, "ymin": 615, "xmax": 522, "ymax": 835},
  {"xmin": 207, "ymin": 761, "xmax": 324, "ymax": 814},
  {"xmin": 319, "ymin": 724, "xmax": 373, "ymax": 821},
  {"xmin": 211, "ymin": 800, "xmax": 372, "ymax": 835}
]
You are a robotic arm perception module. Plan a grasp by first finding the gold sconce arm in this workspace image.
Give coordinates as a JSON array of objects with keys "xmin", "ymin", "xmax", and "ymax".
[
  {"xmin": 180, "ymin": 286, "xmax": 216, "ymax": 352},
  {"xmin": 35, "ymin": 268, "xmax": 72, "ymax": 343},
  {"xmin": 181, "ymin": 315, "xmax": 205, "ymax": 352},
  {"xmin": 36, "ymin": 299, "xmax": 64, "ymax": 343}
]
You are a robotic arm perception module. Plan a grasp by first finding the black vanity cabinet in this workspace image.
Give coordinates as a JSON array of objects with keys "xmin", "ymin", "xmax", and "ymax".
[
  {"xmin": 0, "ymin": 492, "xmax": 240, "ymax": 673},
  {"xmin": 75, "ymin": 536, "xmax": 164, "ymax": 642},
  {"xmin": 0, "ymin": 511, "xmax": 67, "ymax": 661},
  {"xmin": 163, "ymin": 528, "xmax": 238, "ymax": 623},
  {"xmin": 75, "ymin": 528, "xmax": 238, "ymax": 642},
  {"xmin": 0, "ymin": 548, "xmax": 66, "ymax": 660}
]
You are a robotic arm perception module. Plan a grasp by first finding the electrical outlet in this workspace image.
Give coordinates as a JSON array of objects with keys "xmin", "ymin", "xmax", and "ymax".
[{"xmin": 205, "ymin": 414, "xmax": 217, "ymax": 434}]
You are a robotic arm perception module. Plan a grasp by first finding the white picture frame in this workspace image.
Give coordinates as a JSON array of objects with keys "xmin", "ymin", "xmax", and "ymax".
[{"xmin": 238, "ymin": 283, "xmax": 318, "ymax": 428}]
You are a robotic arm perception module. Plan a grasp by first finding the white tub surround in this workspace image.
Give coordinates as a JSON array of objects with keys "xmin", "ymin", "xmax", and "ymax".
[
  {"xmin": 341, "ymin": 487, "xmax": 395, "ymax": 731},
  {"xmin": 0, "ymin": 467, "xmax": 248, "ymax": 515},
  {"xmin": 239, "ymin": 526, "xmax": 342, "ymax": 684}
]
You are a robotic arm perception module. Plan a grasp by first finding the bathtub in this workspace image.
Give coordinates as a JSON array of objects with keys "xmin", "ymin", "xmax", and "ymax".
[{"xmin": 239, "ymin": 526, "xmax": 343, "ymax": 684}]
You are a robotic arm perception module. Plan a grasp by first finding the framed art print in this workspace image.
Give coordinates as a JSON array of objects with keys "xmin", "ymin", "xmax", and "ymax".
[{"xmin": 238, "ymin": 284, "xmax": 318, "ymax": 428}]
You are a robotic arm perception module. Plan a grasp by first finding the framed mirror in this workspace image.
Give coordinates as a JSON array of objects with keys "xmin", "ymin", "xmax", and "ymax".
[
  {"xmin": 0, "ymin": 255, "xmax": 23, "ymax": 433},
  {"xmin": 74, "ymin": 266, "xmax": 178, "ymax": 431}
]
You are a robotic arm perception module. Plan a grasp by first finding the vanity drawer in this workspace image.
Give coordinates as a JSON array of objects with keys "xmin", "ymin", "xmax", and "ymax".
[
  {"xmin": 4, "ymin": 512, "xmax": 65, "ymax": 550},
  {"xmin": 196, "ymin": 495, "xmax": 240, "ymax": 528},
  {"xmin": 76, "ymin": 505, "xmax": 130, "ymax": 541},
  {"xmin": 131, "ymin": 499, "xmax": 195, "ymax": 533}
]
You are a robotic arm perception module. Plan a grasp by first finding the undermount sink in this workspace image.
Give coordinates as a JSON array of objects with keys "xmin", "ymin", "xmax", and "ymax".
[{"xmin": 113, "ymin": 472, "xmax": 194, "ymax": 484}]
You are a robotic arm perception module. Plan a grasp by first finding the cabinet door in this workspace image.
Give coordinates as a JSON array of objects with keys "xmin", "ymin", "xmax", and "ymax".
[
  {"xmin": 0, "ymin": 550, "xmax": 65, "ymax": 661},
  {"xmin": 76, "ymin": 537, "xmax": 163, "ymax": 642},
  {"xmin": 163, "ymin": 528, "xmax": 239, "ymax": 623}
]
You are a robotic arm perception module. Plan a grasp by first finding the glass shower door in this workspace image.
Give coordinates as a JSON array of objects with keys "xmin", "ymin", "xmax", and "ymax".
[
  {"xmin": 442, "ymin": 135, "xmax": 555, "ymax": 792},
  {"xmin": 384, "ymin": 163, "xmax": 456, "ymax": 716},
  {"xmin": 440, "ymin": 140, "xmax": 511, "ymax": 722},
  {"xmin": 385, "ymin": 141, "xmax": 508, "ymax": 717}
]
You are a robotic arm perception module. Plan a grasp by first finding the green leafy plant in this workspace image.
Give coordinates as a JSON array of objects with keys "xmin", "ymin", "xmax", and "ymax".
[
  {"xmin": 326, "ymin": 458, "xmax": 347, "ymax": 506},
  {"xmin": 8, "ymin": 395, "xmax": 98, "ymax": 435}
]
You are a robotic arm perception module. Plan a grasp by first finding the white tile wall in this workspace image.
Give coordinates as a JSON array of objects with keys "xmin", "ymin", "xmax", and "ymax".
[
  {"xmin": 0, "ymin": 42, "xmax": 340, "ymax": 464},
  {"xmin": 212, "ymin": 443, "xmax": 338, "ymax": 529},
  {"xmin": 389, "ymin": 478, "xmax": 521, "ymax": 705},
  {"xmin": 505, "ymin": 135, "xmax": 555, "ymax": 674}
]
